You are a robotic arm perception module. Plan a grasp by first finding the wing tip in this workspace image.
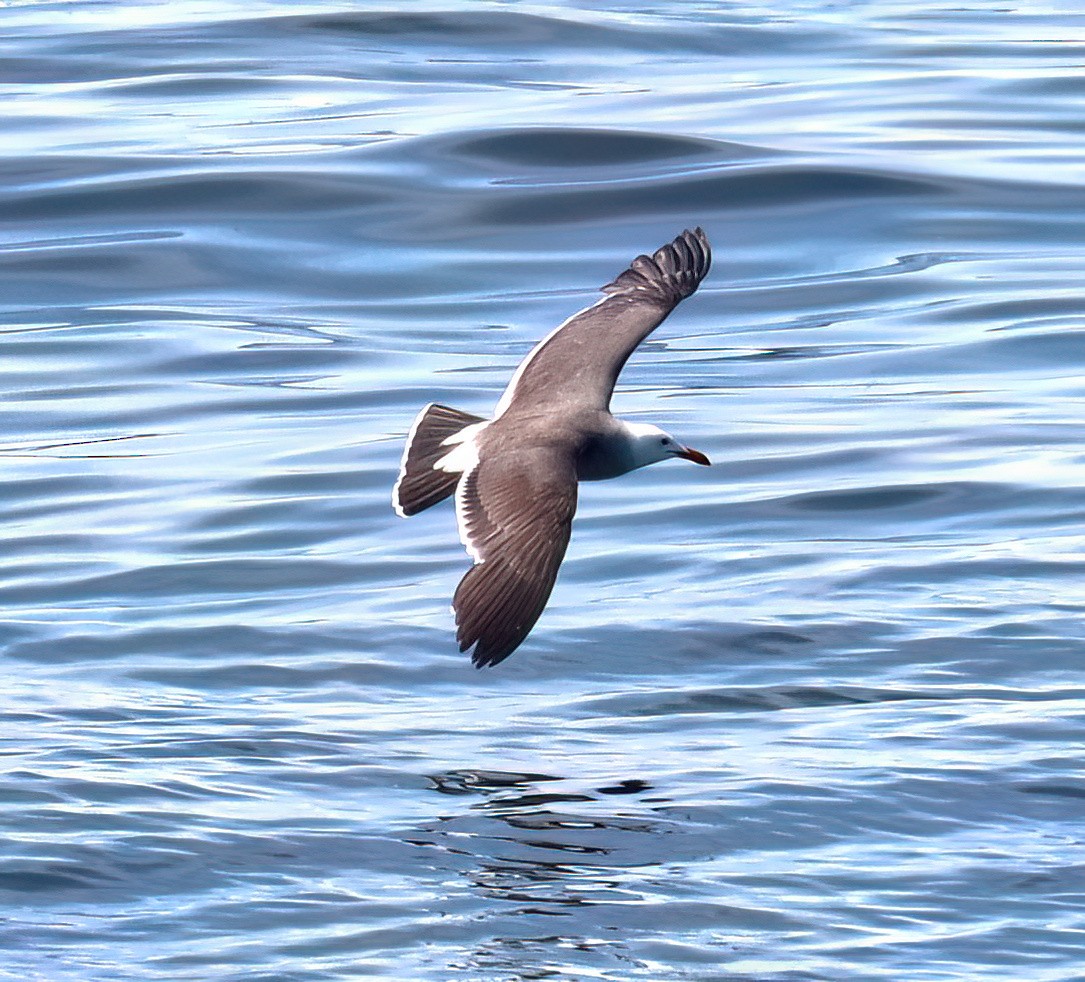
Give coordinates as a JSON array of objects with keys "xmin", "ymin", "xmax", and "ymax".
[
  {"xmin": 469, "ymin": 645, "xmax": 509, "ymax": 669},
  {"xmin": 453, "ymin": 554, "xmax": 559, "ymax": 670},
  {"xmin": 601, "ymin": 226, "xmax": 711, "ymax": 304},
  {"xmin": 456, "ymin": 612, "xmax": 517, "ymax": 669}
]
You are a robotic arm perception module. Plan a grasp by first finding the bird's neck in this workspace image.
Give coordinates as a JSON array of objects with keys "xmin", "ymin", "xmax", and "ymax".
[{"xmin": 576, "ymin": 418, "xmax": 648, "ymax": 481}]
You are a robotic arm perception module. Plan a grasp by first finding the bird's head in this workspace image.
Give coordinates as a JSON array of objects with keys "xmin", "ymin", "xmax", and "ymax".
[{"xmin": 624, "ymin": 422, "xmax": 711, "ymax": 470}]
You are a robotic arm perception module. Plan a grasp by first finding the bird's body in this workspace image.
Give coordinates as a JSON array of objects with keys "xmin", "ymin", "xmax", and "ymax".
[{"xmin": 393, "ymin": 228, "xmax": 712, "ymax": 667}]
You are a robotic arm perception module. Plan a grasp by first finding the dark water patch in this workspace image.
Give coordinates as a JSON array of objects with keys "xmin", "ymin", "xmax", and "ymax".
[
  {"xmin": 1018, "ymin": 782, "xmax": 1085, "ymax": 800},
  {"xmin": 0, "ymin": 866, "xmax": 119, "ymax": 892},
  {"xmin": 728, "ymin": 481, "xmax": 1085, "ymax": 537},
  {"xmin": 2, "ymin": 171, "xmax": 389, "ymax": 224},
  {"xmin": 785, "ymin": 484, "xmax": 947, "ymax": 512},
  {"xmin": 288, "ymin": 9, "xmax": 670, "ymax": 48},
  {"xmin": 4, "ymin": 622, "xmax": 452, "ymax": 671},
  {"xmin": 542, "ymin": 621, "xmax": 883, "ymax": 679},
  {"xmin": 574, "ymin": 684, "xmax": 943, "ymax": 720},
  {"xmin": 447, "ymin": 127, "xmax": 754, "ymax": 168},
  {"xmin": 6, "ymin": 7, "xmax": 795, "ymax": 90},
  {"xmin": 0, "ymin": 830, "xmax": 428, "ymax": 902},
  {"xmin": 476, "ymin": 164, "xmax": 945, "ymax": 227},
  {"xmin": 101, "ymin": 72, "xmax": 295, "ymax": 99},
  {"xmin": 127, "ymin": 652, "xmax": 499, "ymax": 691},
  {"xmin": 0, "ymin": 558, "xmax": 370, "ymax": 608},
  {"xmin": 269, "ymin": 9, "xmax": 796, "ymax": 58}
]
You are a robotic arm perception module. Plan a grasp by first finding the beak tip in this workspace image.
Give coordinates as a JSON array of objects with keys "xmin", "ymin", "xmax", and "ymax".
[{"xmin": 679, "ymin": 446, "xmax": 711, "ymax": 466}]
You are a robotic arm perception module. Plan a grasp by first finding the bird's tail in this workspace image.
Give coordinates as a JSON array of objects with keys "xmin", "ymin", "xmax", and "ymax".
[{"xmin": 393, "ymin": 403, "xmax": 485, "ymax": 517}]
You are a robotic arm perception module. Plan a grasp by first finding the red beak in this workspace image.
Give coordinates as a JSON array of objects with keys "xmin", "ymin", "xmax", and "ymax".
[{"xmin": 675, "ymin": 445, "xmax": 711, "ymax": 466}]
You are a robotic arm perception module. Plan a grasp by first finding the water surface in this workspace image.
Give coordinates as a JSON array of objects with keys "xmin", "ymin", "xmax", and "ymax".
[{"xmin": 3, "ymin": 2, "xmax": 1085, "ymax": 979}]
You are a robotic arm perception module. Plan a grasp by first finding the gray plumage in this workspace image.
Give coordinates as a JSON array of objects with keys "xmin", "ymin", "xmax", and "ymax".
[{"xmin": 393, "ymin": 228, "xmax": 712, "ymax": 667}]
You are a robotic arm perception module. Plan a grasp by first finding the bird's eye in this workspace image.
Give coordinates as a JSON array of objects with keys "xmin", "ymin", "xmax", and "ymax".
[{"xmin": 660, "ymin": 438, "xmax": 669, "ymax": 446}]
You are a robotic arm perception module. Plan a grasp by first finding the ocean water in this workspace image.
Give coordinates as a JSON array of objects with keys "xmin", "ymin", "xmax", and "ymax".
[{"xmin": 4, "ymin": 1, "xmax": 1085, "ymax": 979}]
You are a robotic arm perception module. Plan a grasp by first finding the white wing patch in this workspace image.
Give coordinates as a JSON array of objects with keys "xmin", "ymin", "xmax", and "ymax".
[
  {"xmin": 454, "ymin": 461, "xmax": 484, "ymax": 564},
  {"xmin": 433, "ymin": 424, "xmax": 484, "ymax": 563},
  {"xmin": 434, "ymin": 421, "xmax": 485, "ymax": 474}
]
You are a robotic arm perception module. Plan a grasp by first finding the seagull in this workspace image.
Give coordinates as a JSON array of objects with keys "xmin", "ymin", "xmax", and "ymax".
[{"xmin": 393, "ymin": 228, "xmax": 712, "ymax": 668}]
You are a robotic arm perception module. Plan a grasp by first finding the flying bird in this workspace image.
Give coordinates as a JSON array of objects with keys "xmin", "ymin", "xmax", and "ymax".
[{"xmin": 393, "ymin": 228, "xmax": 712, "ymax": 667}]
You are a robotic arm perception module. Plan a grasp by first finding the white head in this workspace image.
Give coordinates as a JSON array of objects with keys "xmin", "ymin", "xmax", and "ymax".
[{"xmin": 622, "ymin": 421, "xmax": 711, "ymax": 471}]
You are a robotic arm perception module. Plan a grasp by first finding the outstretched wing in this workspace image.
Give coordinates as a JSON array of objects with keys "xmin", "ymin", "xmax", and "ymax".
[
  {"xmin": 495, "ymin": 227, "xmax": 711, "ymax": 417},
  {"xmin": 453, "ymin": 446, "xmax": 578, "ymax": 668}
]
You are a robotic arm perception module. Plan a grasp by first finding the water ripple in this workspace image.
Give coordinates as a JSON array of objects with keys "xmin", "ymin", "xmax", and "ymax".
[{"xmin": 4, "ymin": 1, "xmax": 1085, "ymax": 980}]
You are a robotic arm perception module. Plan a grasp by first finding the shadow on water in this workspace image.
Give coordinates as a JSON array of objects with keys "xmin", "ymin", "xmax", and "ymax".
[
  {"xmin": 409, "ymin": 767, "xmax": 820, "ymax": 980},
  {"xmin": 417, "ymin": 768, "xmax": 668, "ymax": 905}
]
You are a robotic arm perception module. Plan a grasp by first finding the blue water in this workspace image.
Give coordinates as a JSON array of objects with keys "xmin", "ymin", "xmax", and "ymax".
[{"xmin": 4, "ymin": 2, "xmax": 1085, "ymax": 979}]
